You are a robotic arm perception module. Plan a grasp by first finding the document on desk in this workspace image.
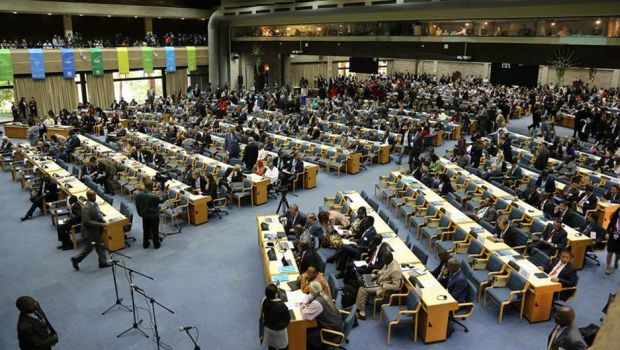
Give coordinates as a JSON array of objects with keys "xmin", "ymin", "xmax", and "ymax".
[
  {"xmin": 285, "ymin": 290, "xmax": 307, "ymax": 311},
  {"xmin": 342, "ymin": 239, "xmax": 355, "ymax": 246},
  {"xmin": 353, "ymin": 260, "xmax": 368, "ymax": 268}
]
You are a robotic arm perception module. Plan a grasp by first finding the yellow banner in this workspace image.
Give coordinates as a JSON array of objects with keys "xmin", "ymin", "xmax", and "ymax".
[{"xmin": 116, "ymin": 47, "xmax": 129, "ymax": 75}]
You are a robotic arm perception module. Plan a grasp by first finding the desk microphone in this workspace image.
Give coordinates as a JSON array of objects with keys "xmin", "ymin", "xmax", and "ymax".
[{"xmin": 179, "ymin": 326, "xmax": 195, "ymax": 332}]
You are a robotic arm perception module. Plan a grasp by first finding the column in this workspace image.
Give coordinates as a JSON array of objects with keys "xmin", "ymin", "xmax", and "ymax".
[
  {"xmin": 326, "ymin": 56, "xmax": 333, "ymax": 77},
  {"xmin": 539, "ymin": 65, "xmax": 549, "ymax": 85},
  {"xmin": 144, "ymin": 17, "xmax": 153, "ymax": 35},
  {"xmin": 432, "ymin": 60, "xmax": 439, "ymax": 75},
  {"xmin": 63, "ymin": 15, "xmax": 73, "ymax": 37},
  {"xmin": 611, "ymin": 69, "xmax": 620, "ymax": 89},
  {"xmin": 483, "ymin": 63, "xmax": 491, "ymax": 81}
]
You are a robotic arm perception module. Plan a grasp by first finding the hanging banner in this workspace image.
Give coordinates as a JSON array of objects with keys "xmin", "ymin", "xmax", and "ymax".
[
  {"xmin": 0, "ymin": 49, "xmax": 13, "ymax": 81},
  {"xmin": 29, "ymin": 49, "xmax": 45, "ymax": 80},
  {"xmin": 186, "ymin": 46, "xmax": 196, "ymax": 71},
  {"xmin": 165, "ymin": 46, "xmax": 176, "ymax": 72},
  {"xmin": 90, "ymin": 47, "xmax": 104, "ymax": 76},
  {"xmin": 142, "ymin": 46, "xmax": 153, "ymax": 73},
  {"xmin": 116, "ymin": 47, "xmax": 129, "ymax": 75},
  {"xmin": 61, "ymin": 48, "xmax": 75, "ymax": 78}
]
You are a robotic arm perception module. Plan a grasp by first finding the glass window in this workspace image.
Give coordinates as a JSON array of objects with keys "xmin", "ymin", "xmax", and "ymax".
[
  {"xmin": 337, "ymin": 62, "xmax": 352, "ymax": 77},
  {"xmin": 0, "ymin": 80, "xmax": 14, "ymax": 122},
  {"xmin": 113, "ymin": 69, "xmax": 163, "ymax": 103}
]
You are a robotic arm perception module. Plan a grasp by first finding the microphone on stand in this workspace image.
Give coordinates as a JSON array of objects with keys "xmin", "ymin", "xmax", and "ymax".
[{"xmin": 179, "ymin": 326, "xmax": 195, "ymax": 332}]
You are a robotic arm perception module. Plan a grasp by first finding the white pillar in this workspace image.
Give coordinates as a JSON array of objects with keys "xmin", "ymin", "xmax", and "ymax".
[
  {"xmin": 612, "ymin": 69, "xmax": 620, "ymax": 88},
  {"xmin": 63, "ymin": 15, "xmax": 73, "ymax": 37},
  {"xmin": 144, "ymin": 17, "xmax": 153, "ymax": 35},
  {"xmin": 432, "ymin": 60, "xmax": 439, "ymax": 75},
  {"xmin": 483, "ymin": 63, "xmax": 491, "ymax": 81},
  {"xmin": 539, "ymin": 65, "xmax": 549, "ymax": 85}
]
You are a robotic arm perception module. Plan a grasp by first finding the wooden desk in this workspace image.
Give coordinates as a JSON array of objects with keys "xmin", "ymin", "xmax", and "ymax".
[
  {"xmin": 346, "ymin": 152, "xmax": 361, "ymax": 174},
  {"xmin": 257, "ymin": 214, "xmax": 317, "ymax": 350},
  {"xmin": 17, "ymin": 146, "xmax": 128, "ymax": 251},
  {"xmin": 4, "ymin": 123, "xmax": 74, "ymax": 139}
]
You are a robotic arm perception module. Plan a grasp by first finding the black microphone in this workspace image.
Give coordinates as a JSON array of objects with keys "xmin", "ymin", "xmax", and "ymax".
[
  {"xmin": 130, "ymin": 284, "xmax": 143, "ymax": 292},
  {"xmin": 179, "ymin": 326, "xmax": 194, "ymax": 332}
]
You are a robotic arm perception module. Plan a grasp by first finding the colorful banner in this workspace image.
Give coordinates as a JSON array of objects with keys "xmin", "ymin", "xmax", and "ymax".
[
  {"xmin": 29, "ymin": 49, "xmax": 45, "ymax": 80},
  {"xmin": 142, "ymin": 46, "xmax": 153, "ymax": 73},
  {"xmin": 61, "ymin": 48, "xmax": 75, "ymax": 78},
  {"xmin": 165, "ymin": 46, "xmax": 176, "ymax": 72},
  {"xmin": 116, "ymin": 47, "xmax": 129, "ymax": 75},
  {"xmin": 186, "ymin": 46, "xmax": 196, "ymax": 71},
  {"xmin": 0, "ymin": 49, "xmax": 13, "ymax": 81},
  {"xmin": 90, "ymin": 47, "xmax": 104, "ymax": 76}
]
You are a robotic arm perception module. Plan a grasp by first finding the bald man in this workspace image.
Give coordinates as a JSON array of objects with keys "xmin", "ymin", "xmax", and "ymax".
[
  {"xmin": 547, "ymin": 306, "xmax": 587, "ymax": 350},
  {"xmin": 16, "ymin": 296, "xmax": 58, "ymax": 350}
]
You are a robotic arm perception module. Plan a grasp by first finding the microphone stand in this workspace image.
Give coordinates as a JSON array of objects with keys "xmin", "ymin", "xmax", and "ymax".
[
  {"xmin": 116, "ymin": 264, "xmax": 153, "ymax": 339},
  {"xmin": 132, "ymin": 285, "xmax": 174, "ymax": 350},
  {"xmin": 102, "ymin": 247, "xmax": 132, "ymax": 315},
  {"xmin": 183, "ymin": 327, "xmax": 201, "ymax": 350}
]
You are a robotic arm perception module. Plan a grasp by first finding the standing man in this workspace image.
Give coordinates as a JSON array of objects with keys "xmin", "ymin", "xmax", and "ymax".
[
  {"xmin": 71, "ymin": 190, "xmax": 111, "ymax": 270},
  {"xmin": 16, "ymin": 296, "xmax": 58, "ymax": 350},
  {"xmin": 135, "ymin": 179, "xmax": 163, "ymax": 249},
  {"xmin": 242, "ymin": 137, "xmax": 259, "ymax": 171},
  {"xmin": 224, "ymin": 126, "xmax": 241, "ymax": 159},
  {"xmin": 28, "ymin": 97, "xmax": 38, "ymax": 118},
  {"xmin": 547, "ymin": 306, "xmax": 587, "ymax": 350}
]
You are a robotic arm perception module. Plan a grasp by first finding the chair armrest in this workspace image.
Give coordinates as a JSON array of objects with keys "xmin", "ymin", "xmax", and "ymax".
[
  {"xmin": 320, "ymin": 329, "xmax": 345, "ymax": 347},
  {"xmin": 455, "ymin": 242, "xmax": 470, "ymax": 254},
  {"xmin": 388, "ymin": 293, "xmax": 409, "ymax": 305},
  {"xmin": 491, "ymin": 275, "xmax": 509, "ymax": 287},
  {"xmin": 472, "ymin": 258, "xmax": 488, "ymax": 270},
  {"xmin": 452, "ymin": 302, "xmax": 475, "ymax": 319}
]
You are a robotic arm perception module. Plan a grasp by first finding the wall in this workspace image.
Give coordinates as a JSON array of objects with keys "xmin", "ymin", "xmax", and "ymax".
[
  {"xmin": 541, "ymin": 66, "xmax": 619, "ymax": 88},
  {"xmin": 7, "ymin": 46, "xmax": 208, "ymax": 75}
]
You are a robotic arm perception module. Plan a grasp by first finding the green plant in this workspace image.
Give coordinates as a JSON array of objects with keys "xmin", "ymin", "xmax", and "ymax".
[
  {"xmin": 251, "ymin": 44, "xmax": 264, "ymax": 71},
  {"xmin": 588, "ymin": 67, "xmax": 598, "ymax": 83},
  {"xmin": 548, "ymin": 49, "xmax": 579, "ymax": 88}
]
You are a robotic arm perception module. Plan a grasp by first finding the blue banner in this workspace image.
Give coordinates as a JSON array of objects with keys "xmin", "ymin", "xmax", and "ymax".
[
  {"xmin": 165, "ymin": 47, "xmax": 176, "ymax": 72},
  {"xmin": 61, "ymin": 48, "xmax": 75, "ymax": 79},
  {"xmin": 29, "ymin": 49, "xmax": 45, "ymax": 80}
]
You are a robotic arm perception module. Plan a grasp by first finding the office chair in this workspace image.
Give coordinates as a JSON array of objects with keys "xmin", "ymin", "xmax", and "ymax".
[
  {"xmin": 209, "ymin": 186, "xmax": 229, "ymax": 220},
  {"xmin": 119, "ymin": 201, "xmax": 136, "ymax": 247}
]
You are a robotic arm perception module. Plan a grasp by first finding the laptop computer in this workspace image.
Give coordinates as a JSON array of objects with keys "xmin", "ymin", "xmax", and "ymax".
[{"xmin": 361, "ymin": 274, "xmax": 378, "ymax": 288}]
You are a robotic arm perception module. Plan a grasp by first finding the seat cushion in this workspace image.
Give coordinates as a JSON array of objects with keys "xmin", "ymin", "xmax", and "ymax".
[
  {"xmin": 381, "ymin": 305, "xmax": 414, "ymax": 323},
  {"xmin": 435, "ymin": 240, "xmax": 454, "ymax": 253},
  {"xmin": 316, "ymin": 248, "xmax": 337, "ymax": 261},
  {"xmin": 471, "ymin": 270, "xmax": 490, "ymax": 284},
  {"xmin": 487, "ymin": 287, "xmax": 517, "ymax": 304}
]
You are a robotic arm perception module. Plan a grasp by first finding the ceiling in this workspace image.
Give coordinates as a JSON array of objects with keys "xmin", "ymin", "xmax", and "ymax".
[{"xmin": 49, "ymin": 0, "xmax": 221, "ymax": 9}]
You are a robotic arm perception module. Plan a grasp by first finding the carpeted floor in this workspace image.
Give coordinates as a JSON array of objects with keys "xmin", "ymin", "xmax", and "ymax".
[{"xmin": 0, "ymin": 117, "xmax": 618, "ymax": 350}]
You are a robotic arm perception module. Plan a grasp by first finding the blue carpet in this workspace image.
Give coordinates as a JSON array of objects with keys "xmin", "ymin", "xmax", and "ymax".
[{"xmin": 0, "ymin": 120, "xmax": 618, "ymax": 350}]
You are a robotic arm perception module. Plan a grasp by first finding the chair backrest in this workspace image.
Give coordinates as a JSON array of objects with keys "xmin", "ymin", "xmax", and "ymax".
[
  {"xmin": 528, "ymin": 247, "xmax": 551, "ymax": 269},
  {"xmin": 439, "ymin": 215, "xmax": 451, "ymax": 227},
  {"xmin": 340, "ymin": 201, "xmax": 350, "ymax": 215},
  {"xmin": 411, "ymin": 243, "xmax": 428, "ymax": 265},
  {"xmin": 496, "ymin": 199, "xmax": 510, "ymax": 211},
  {"xmin": 530, "ymin": 219, "xmax": 546, "ymax": 235},
  {"xmin": 360, "ymin": 190, "xmax": 369, "ymax": 201},
  {"xmin": 71, "ymin": 167, "xmax": 80, "ymax": 177},
  {"xmin": 119, "ymin": 201, "xmax": 133, "ymax": 223},
  {"xmin": 468, "ymin": 239, "xmax": 484, "ymax": 255},
  {"xmin": 379, "ymin": 210, "xmax": 390, "ymax": 224},
  {"xmin": 102, "ymin": 193, "xmax": 114, "ymax": 205},
  {"xmin": 388, "ymin": 221, "xmax": 399, "ymax": 235},
  {"xmin": 514, "ymin": 228, "xmax": 529, "ymax": 246},
  {"xmin": 341, "ymin": 304, "xmax": 358, "ymax": 341},
  {"xmin": 406, "ymin": 290, "xmax": 421, "ymax": 310},
  {"xmin": 487, "ymin": 255, "xmax": 504, "ymax": 272},
  {"xmin": 453, "ymin": 227, "xmax": 467, "ymax": 242},
  {"xmin": 507, "ymin": 272, "xmax": 528, "ymax": 292},
  {"xmin": 327, "ymin": 273, "xmax": 339, "ymax": 302},
  {"xmin": 244, "ymin": 178, "xmax": 253, "ymax": 189},
  {"xmin": 509, "ymin": 208, "xmax": 524, "ymax": 221}
]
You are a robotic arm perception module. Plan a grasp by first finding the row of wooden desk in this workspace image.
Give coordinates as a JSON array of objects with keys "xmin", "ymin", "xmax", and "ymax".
[
  {"xmin": 437, "ymin": 158, "xmax": 594, "ymax": 269},
  {"xmin": 74, "ymin": 135, "xmax": 212, "ymax": 225},
  {"xmin": 388, "ymin": 170, "xmax": 564, "ymax": 323},
  {"xmin": 4, "ymin": 123, "xmax": 74, "ymax": 139},
  {"xmin": 125, "ymin": 131, "xmax": 272, "ymax": 206},
  {"xmin": 14, "ymin": 145, "xmax": 129, "ymax": 251}
]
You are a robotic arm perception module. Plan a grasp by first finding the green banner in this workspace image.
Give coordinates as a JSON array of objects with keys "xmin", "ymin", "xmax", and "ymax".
[
  {"xmin": 0, "ymin": 49, "xmax": 14, "ymax": 81},
  {"xmin": 90, "ymin": 48, "xmax": 104, "ymax": 76},
  {"xmin": 186, "ymin": 46, "xmax": 196, "ymax": 71},
  {"xmin": 142, "ymin": 47, "xmax": 153, "ymax": 73}
]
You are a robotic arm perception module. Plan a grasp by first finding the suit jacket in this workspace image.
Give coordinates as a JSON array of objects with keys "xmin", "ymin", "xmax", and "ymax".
[
  {"xmin": 496, "ymin": 226, "xmax": 518, "ymax": 248},
  {"xmin": 577, "ymin": 193, "xmax": 598, "ymax": 213},
  {"xmin": 524, "ymin": 191, "xmax": 541, "ymax": 208},
  {"xmin": 545, "ymin": 259, "xmax": 578, "ymax": 300},
  {"xmin": 305, "ymin": 221, "xmax": 325, "ymax": 241},
  {"xmin": 38, "ymin": 180, "xmax": 58, "ymax": 203},
  {"xmin": 365, "ymin": 243, "xmax": 389, "ymax": 271},
  {"xmin": 534, "ymin": 149, "xmax": 549, "ymax": 171},
  {"xmin": 540, "ymin": 198, "xmax": 555, "ymax": 217},
  {"xmin": 438, "ymin": 181, "xmax": 454, "ymax": 196},
  {"xmin": 281, "ymin": 210, "xmax": 307, "ymax": 233},
  {"xmin": 298, "ymin": 249, "xmax": 315, "ymax": 274},
  {"xmin": 356, "ymin": 226, "xmax": 378, "ymax": 252},
  {"xmin": 377, "ymin": 259, "xmax": 402, "ymax": 292},
  {"xmin": 135, "ymin": 190, "xmax": 163, "ymax": 219},
  {"xmin": 580, "ymin": 221, "xmax": 606, "ymax": 243},
  {"xmin": 242, "ymin": 142, "xmax": 259, "ymax": 167},
  {"xmin": 547, "ymin": 324, "xmax": 587, "ymax": 350},
  {"xmin": 508, "ymin": 165, "xmax": 523, "ymax": 179},
  {"xmin": 447, "ymin": 269, "xmax": 470, "ymax": 303},
  {"xmin": 540, "ymin": 225, "xmax": 568, "ymax": 250},
  {"xmin": 224, "ymin": 132, "xmax": 240, "ymax": 155},
  {"xmin": 535, "ymin": 176, "xmax": 556, "ymax": 193},
  {"xmin": 190, "ymin": 175, "xmax": 208, "ymax": 195},
  {"xmin": 288, "ymin": 159, "xmax": 304, "ymax": 174},
  {"xmin": 273, "ymin": 156, "xmax": 289, "ymax": 171},
  {"xmin": 81, "ymin": 201, "xmax": 106, "ymax": 240},
  {"xmin": 17, "ymin": 308, "xmax": 57, "ymax": 350},
  {"xmin": 605, "ymin": 191, "xmax": 620, "ymax": 204}
]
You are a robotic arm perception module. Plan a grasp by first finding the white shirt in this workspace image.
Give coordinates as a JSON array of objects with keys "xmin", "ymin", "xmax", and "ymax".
[
  {"xmin": 549, "ymin": 261, "xmax": 566, "ymax": 278},
  {"xmin": 264, "ymin": 166, "xmax": 279, "ymax": 184},
  {"xmin": 258, "ymin": 149, "xmax": 268, "ymax": 161}
]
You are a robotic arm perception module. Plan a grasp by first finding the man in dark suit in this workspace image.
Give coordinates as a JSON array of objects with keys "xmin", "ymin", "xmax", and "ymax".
[
  {"xmin": 56, "ymin": 195, "xmax": 81, "ymax": 250},
  {"xmin": 335, "ymin": 216, "xmax": 377, "ymax": 272},
  {"xmin": 547, "ymin": 306, "xmax": 587, "ymax": 350},
  {"xmin": 59, "ymin": 128, "xmax": 80, "ymax": 161},
  {"xmin": 528, "ymin": 218, "xmax": 568, "ymax": 256},
  {"xmin": 283, "ymin": 152, "xmax": 305, "ymax": 186},
  {"xmin": 279, "ymin": 203, "xmax": 307, "ymax": 234},
  {"xmin": 135, "ymin": 179, "xmax": 164, "ymax": 249},
  {"xmin": 273, "ymin": 150, "xmax": 289, "ymax": 171},
  {"xmin": 130, "ymin": 145, "xmax": 150, "ymax": 164},
  {"xmin": 189, "ymin": 171, "xmax": 208, "ymax": 196},
  {"xmin": 492, "ymin": 218, "xmax": 518, "ymax": 248},
  {"xmin": 554, "ymin": 201, "xmax": 575, "ymax": 226},
  {"xmin": 539, "ymin": 193, "xmax": 556, "ymax": 218},
  {"xmin": 224, "ymin": 126, "xmax": 241, "ymax": 158},
  {"xmin": 535, "ymin": 170, "xmax": 556, "ymax": 194},
  {"xmin": 16, "ymin": 296, "xmax": 58, "ymax": 350},
  {"xmin": 445, "ymin": 258, "xmax": 469, "ymax": 303},
  {"xmin": 523, "ymin": 186, "xmax": 541, "ymax": 208},
  {"xmin": 21, "ymin": 173, "xmax": 58, "ymax": 221},
  {"xmin": 355, "ymin": 235, "xmax": 388, "ymax": 274},
  {"xmin": 561, "ymin": 177, "xmax": 581, "ymax": 203},
  {"xmin": 545, "ymin": 249, "xmax": 578, "ymax": 301},
  {"xmin": 576, "ymin": 185, "xmax": 598, "ymax": 215},
  {"xmin": 71, "ymin": 190, "xmax": 111, "ymax": 270},
  {"xmin": 605, "ymin": 184, "xmax": 620, "ymax": 204},
  {"xmin": 242, "ymin": 137, "xmax": 259, "ymax": 171},
  {"xmin": 296, "ymin": 239, "xmax": 315, "ymax": 274},
  {"xmin": 81, "ymin": 156, "xmax": 98, "ymax": 180},
  {"xmin": 581, "ymin": 212, "xmax": 606, "ymax": 244},
  {"xmin": 301, "ymin": 212, "xmax": 324, "ymax": 243},
  {"xmin": 534, "ymin": 144, "xmax": 550, "ymax": 171}
]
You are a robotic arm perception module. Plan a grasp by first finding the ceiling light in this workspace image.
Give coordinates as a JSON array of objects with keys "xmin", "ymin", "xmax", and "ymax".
[
  {"xmin": 134, "ymin": 16, "xmax": 138, "ymax": 19},
  {"xmin": 181, "ymin": 17, "xmax": 185, "ymax": 20},
  {"xmin": 107, "ymin": 15, "xmax": 112, "ymax": 18},
  {"xmin": 317, "ymin": 27, "xmax": 322, "ymax": 31},
  {"xmin": 201, "ymin": 18, "xmax": 206, "ymax": 21},
  {"xmin": 595, "ymin": 19, "xmax": 602, "ymax": 25},
  {"xmin": 550, "ymin": 21, "xmax": 556, "ymax": 26},
  {"xmin": 47, "ymin": 13, "xmax": 52, "ymax": 16},
  {"xmin": 465, "ymin": 23, "xmax": 469, "ymax": 26},
  {"xmin": 79, "ymin": 14, "xmax": 84, "ymax": 16},
  {"xmin": 484, "ymin": 21, "xmax": 488, "ymax": 25},
  {"xmin": 158, "ymin": 17, "xmax": 162, "ymax": 19},
  {"xmin": 12, "ymin": 11, "xmax": 18, "ymax": 14}
]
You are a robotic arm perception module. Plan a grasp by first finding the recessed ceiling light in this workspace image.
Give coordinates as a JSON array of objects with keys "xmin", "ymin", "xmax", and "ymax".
[
  {"xmin": 107, "ymin": 15, "xmax": 112, "ymax": 18},
  {"xmin": 79, "ymin": 14, "xmax": 84, "ymax": 16},
  {"xmin": 12, "ymin": 11, "xmax": 18, "ymax": 14},
  {"xmin": 158, "ymin": 16, "xmax": 162, "ymax": 19},
  {"xmin": 181, "ymin": 17, "xmax": 185, "ymax": 20},
  {"xmin": 47, "ymin": 13, "xmax": 52, "ymax": 15},
  {"xmin": 595, "ymin": 19, "xmax": 602, "ymax": 25},
  {"xmin": 201, "ymin": 18, "xmax": 205, "ymax": 21},
  {"xmin": 484, "ymin": 21, "xmax": 488, "ymax": 25},
  {"xmin": 134, "ymin": 16, "xmax": 138, "ymax": 19}
]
